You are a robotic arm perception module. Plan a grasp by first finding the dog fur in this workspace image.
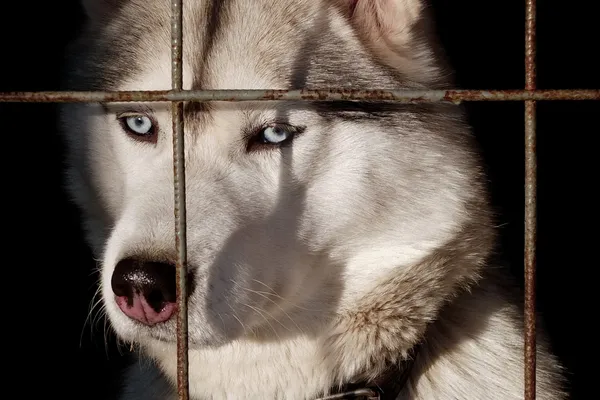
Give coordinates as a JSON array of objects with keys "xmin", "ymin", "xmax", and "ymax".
[{"xmin": 60, "ymin": 0, "xmax": 568, "ymax": 398}]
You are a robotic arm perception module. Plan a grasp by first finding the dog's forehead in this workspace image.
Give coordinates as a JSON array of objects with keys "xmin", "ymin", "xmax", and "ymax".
[
  {"xmin": 71, "ymin": 0, "xmax": 401, "ymax": 92},
  {"xmin": 179, "ymin": 0, "xmax": 383, "ymax": 91},
  {"xmin": 192, "ymin": 0, "xmax": 401, "ymax": 91},
  {"xmin": 195, "ymin": 0, "xmax": 326, "ymax": 90}
]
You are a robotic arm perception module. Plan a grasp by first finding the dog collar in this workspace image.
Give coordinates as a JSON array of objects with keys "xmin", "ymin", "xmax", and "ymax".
[{"xmin": 315, "ymin": 346, "xmax": 419, "ymax": 400}]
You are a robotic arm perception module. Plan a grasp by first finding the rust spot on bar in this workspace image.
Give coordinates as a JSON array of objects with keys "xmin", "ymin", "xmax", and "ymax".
[
  {"xmin": 263, "ymin": 89, "xmax": 285, "ymax": 101},
  {"xmin": 525, "ymin": 0, "xmax": 537, "ymax": 399}
]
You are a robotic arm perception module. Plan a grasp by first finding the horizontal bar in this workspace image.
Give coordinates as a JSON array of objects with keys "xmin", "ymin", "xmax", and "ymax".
[{"xmin": 0, "ymin": 89, "xmax": 598, "ymax": 103}]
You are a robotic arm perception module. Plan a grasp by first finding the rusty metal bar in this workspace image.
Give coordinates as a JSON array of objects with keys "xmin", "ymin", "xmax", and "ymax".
[
  {"xmin": 171, "ymin": 0, "xmax": 189, "ymax": 399},
  {"xmin": 524, "ymin": 0, "xmax": 537, "ymax": 399},
  {"xmin": 0, "ymin": 89, "xmax": 598, "ymax": 104}
]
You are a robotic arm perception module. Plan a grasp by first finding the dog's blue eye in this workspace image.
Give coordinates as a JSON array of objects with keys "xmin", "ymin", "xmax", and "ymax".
[
  {"xmin": 118, "ymin": 113, "xmax": 158, "ymax": 143},
  {"xmin": 124, "ymin": 115, "xmax": 153, "ymax": 135},
  {"xmin": 246, "ymin": 123, "xmax": 305, "ymax": 152},
  {"xmin": 259, "ymin": 125, "xmax": 292, "ymax": 144}
]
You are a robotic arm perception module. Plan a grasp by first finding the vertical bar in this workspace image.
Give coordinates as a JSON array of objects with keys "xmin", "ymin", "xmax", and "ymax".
[
  {"xmin": 171, "ymin": 0, "xmax": 189, "ymax": 399},
  {"xmin": 524, "ymin": 0, "xmax": 537, "ymax": 399}
]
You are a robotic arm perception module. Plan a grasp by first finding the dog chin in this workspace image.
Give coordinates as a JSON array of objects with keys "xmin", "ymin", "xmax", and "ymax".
[{"xmin": 143, "ymin": 329, "xmax": 229, "ymax": 349}]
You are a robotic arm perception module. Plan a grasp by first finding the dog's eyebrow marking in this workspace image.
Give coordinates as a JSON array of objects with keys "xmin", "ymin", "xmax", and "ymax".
[
  {"xmin": 184, "ymin": 0, "xmax": 231, "ymax": 138},
  {"xmin": 191, "ymin": 0, "xmax": 232, "ymax": 91},
  {"xmin": 182, "ymin": 101, "xmax": 214, "ymax": 137}
]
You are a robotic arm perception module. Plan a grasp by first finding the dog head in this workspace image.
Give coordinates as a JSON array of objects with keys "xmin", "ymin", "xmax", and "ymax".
[{"xmin": 61, "ymin": 0, "xmax": 491, "ymax": 355}]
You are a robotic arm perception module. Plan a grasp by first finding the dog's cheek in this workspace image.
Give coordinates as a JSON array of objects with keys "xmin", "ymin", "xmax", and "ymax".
[{"xmin": 296, "ymin": 132, "xmax": 372, "ymax": 251}]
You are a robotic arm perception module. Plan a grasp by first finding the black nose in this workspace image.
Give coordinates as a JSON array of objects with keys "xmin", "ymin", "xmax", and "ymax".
[{"xmin": 111, "ymin": 258, "xmax": 177, "ymax": 313}]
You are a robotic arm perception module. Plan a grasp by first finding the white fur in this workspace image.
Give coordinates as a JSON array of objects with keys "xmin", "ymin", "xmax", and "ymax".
[{"xmin": 61, "ymin": 1, "xmax": 567, "ymax": 399}]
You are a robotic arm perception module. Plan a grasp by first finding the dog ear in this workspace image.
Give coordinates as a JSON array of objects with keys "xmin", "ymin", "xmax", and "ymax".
[
  {"xmin": 81, "ymin": 0, "xmax": 121, "ymax": 21},
  {"xmin": 333, "ymin": 0, "xmax": 447, "ymax": 84}
]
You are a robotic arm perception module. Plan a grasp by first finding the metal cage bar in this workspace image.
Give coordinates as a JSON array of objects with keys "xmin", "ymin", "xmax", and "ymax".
[
  {"xmin": 524, "ymin": 0, "xmax": 537, "ymax": 399},
  {"xmin": 0, "ymin": 88, "xmax": 598, "ymax": 103},
  {"xmin": 1, "ymin": 1, "xmax": 599, "ymax": 400},
  {"xmin": 171, "ymin": 0, "xmax": 189, "ymax": 399}
]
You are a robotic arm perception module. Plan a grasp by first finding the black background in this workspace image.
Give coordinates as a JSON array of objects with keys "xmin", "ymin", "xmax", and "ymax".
[{"xmin": 1, "ymin": 1, "xmax": 595, "ymax": 398}]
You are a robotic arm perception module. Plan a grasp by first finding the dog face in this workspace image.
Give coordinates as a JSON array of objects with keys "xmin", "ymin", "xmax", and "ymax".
[{"xmin": 61, "ymin": 0, "xmax": 479, "ymax": 351}]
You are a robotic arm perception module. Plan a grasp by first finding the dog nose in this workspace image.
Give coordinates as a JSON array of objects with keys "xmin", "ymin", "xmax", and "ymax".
[{"xmin": 111, "ymin": 258, "xmax": 177, "ymax": 326}]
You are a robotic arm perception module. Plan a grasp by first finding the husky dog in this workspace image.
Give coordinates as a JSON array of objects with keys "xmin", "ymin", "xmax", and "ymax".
[{"xmin": 60, "ymin": 0, "xmax": 567, "ymax": 399}]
